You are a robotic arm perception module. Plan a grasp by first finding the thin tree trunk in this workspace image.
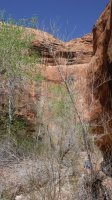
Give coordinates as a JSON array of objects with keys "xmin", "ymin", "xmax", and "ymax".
[{"xmin": 7, "ymin": 79, "xmax": 14, "ymax": 135}]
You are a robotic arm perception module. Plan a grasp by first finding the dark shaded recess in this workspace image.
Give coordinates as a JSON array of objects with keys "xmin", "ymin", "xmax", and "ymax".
[
  {"xmin": 107, "ymin": 60, "xmax": 112, "ymax": 99},
  {"xmin": 31, "ymin": 44, "xmax": 76, "ymax": 59},
  {"xmin": 0, "ymin": 69, "xmax": 7, "ymax": 75},
  {"xmin": 29, "ymin": 45, "xmax": 42, "ymax": 58},
  {"xmin": 101, "ymin": 152, "xmax": 112, "ymax": 178},
  {"xmin": 92, "ymin": 70, "xmax": 111, "ymax": 112},
  {"xmin": 30, "ymin": 45, "xmax": 52, "ymax": 58},
  {"xmin": 56, "ymin": 51, "xmax": 76, "ymax": 58}
]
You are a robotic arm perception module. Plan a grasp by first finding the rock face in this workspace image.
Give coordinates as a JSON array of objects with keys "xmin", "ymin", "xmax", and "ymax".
[
  {"xmin": 87, "ymin": 2, "xmax": 112, "ymax": 176},
  {"xmin": 0, "ymin": 1, "xmax": 112, "ymax": 177},
  {"xmin": 32, "ymin": 31, "xmax": 92, "ymax": 66},
  {"xmin": 31, "ymin": 1, "xmax": 112, "ymax": 177},
  {"xmin": 65, "ymin": 33, "xmax": 93, "ymax": 64}
]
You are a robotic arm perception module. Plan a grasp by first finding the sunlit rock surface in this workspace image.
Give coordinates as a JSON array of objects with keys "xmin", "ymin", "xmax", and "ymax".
[{"xmin": 0, "ymin": 1, "xmax": 112, "ymax": 178}]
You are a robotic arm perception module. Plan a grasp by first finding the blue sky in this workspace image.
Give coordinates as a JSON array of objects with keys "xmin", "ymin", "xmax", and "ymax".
[{"xmin": 0, "ymin": 0, "xmax": 109, "ymax": 41}]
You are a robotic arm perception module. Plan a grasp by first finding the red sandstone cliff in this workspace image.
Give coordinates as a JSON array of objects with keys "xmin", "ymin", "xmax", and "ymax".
[
  {"xmin": 31, "ymin": 1, "xmax": 112, "ymax": 177},
  {"xmin": 0, "ymin": 1, "xmax": 112, "ymax": 177},
  {"xmin": 87, "ymin": 1, "xmax": 112, "ymax": 176}
]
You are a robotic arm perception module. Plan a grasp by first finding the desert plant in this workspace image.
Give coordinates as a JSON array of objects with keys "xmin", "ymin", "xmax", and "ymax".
[{"xmin": 0, "ymin": 13, "xmax": 39, "ymax": 135}]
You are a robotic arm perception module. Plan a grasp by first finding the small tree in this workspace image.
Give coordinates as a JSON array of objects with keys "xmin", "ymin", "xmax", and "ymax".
[{"xmin": 0, "ymin": 14, "xmax": 38, "ymax": 134}]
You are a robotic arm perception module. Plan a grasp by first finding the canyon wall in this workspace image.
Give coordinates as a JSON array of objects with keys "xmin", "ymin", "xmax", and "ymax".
[
  {"xmin": 87, "ymin": 1, "xmax": 112, "ymax": 176},
  {"xmin": 0, "ymin": 1, "xmax": 112, "ymax": 176},
  {"xmin": 30, "ymin": 1, "xmax": 112, "ymax": 177}
]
